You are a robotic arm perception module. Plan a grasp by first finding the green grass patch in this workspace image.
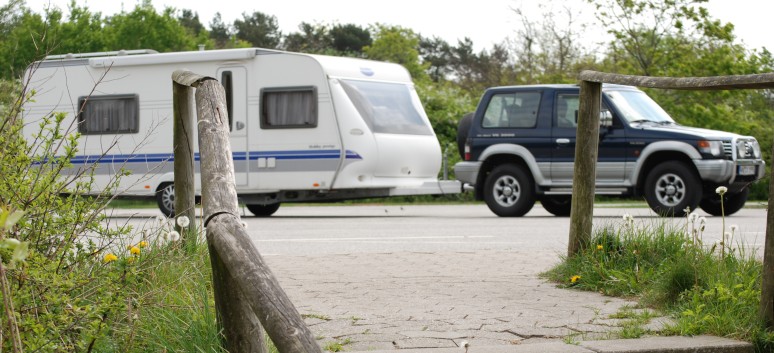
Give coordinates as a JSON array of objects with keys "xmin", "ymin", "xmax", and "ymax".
[{"xmin": 543, "ymin": 215, "xmax": 774, "ymax": 352}]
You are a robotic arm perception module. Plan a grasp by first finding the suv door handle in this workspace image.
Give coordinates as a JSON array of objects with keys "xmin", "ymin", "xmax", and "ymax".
[{"xmin": 556, "ymin": 138, "xmax": 571, "ymax": 144}]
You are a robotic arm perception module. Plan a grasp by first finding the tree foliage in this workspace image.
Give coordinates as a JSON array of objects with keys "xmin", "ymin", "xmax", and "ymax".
[{"xmin": 233, "ymin": 11, "xmax": 281, "ymax": 49}]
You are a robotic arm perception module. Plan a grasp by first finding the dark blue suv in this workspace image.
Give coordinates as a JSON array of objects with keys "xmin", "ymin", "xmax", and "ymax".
[{"xmin": 454, "ymin": 84, "xmax": 765, "ymax": 217}]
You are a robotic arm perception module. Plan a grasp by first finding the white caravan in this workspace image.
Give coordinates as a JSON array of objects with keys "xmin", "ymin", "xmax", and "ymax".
[{"xmin": 23, "ymin": 48, "xmax": 459, "ymax": 216}]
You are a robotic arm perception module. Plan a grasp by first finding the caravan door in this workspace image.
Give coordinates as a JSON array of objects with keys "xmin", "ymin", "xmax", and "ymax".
[{"xmin": 217, "ymin": 67, "xmax": 249, "ymax": 186}]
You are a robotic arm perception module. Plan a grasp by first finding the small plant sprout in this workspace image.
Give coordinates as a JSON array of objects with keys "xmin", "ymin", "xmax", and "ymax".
[{"xmin": 176, "ymin": 215, "xmax": 190, "ymax": 228}]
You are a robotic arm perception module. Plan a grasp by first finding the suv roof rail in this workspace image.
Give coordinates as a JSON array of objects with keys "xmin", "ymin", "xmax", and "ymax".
[{"xmin": 44, "ymin": 49, "xmax": 159, "ymax": 60}]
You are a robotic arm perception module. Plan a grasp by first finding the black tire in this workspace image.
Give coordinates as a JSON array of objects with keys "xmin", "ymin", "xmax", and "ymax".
[
  {"xmin": 541, "ymin": 195, "xmax": 572, "ymax": 216},
  {"xmin": 483, "ymin": 164, "xmax": 535, "ymax": 217},
  {"xmin": 699, "ymin": 188, "xmax": 749, "ymax": 216},
  {"xmin": 456, "ymin": 113, "xmax": 474, "ymax": 159},
  {"xmin": 156, "ymin": 183, "xmax": 175, "ymax": 218},
  {"xmin": 643, "ymin": 161, "xmax": 701, "ymax": 217},
  {"xmin": 246, "ymin": 203, "xmax": 281, "ymax": 217}
]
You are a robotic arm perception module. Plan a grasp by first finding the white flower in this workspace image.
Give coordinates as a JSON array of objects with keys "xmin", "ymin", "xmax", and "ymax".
[
  {"xmin": 168, "ymin": 230, "xmax": 181, "ymax": 242},
  {"xmin": 176, "ymin": 215, "xmax": 190, "ymax": 228},
  {"xmin": 688, "ymin": 212, "xmax": 699, "ymax": 223},
  {"xmin": 715, "ymin": 186, "xmax": 728, "ymax": 195}
]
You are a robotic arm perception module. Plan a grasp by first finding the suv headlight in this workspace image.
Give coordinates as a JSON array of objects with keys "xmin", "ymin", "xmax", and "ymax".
[
  {"xmin": 697, "ymin": 140, "xmax": 723, "ymax": 157},
  {"xmin": 736, "ymin": 139, "xmax": 760, "ymax": 159}
]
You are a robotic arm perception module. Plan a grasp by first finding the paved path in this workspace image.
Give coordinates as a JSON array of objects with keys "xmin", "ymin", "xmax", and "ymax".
[{"xmin": 266, "ymin": 250, "xmax": 639, "ymax": 351}]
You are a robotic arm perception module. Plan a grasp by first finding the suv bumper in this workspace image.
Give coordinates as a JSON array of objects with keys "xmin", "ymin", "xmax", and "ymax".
[
  {"xmin": 694, "ymin": 159, "xmax": 765, "ymax": 184},
  {"xmin": 453, "ymin": 161, "xmax": 482, "ymax": 185}
]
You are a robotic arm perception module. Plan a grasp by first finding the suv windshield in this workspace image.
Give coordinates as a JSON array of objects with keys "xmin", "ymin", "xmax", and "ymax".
[
  {"xmin": 605, "ymin": 90, "xmax": 675, "ymax": 125},
  {"xmin": 340, "ymin": 79, "xmax": 432, "ymax": 135}
]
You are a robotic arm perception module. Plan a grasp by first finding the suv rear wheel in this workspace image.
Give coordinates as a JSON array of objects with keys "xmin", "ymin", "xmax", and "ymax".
[
  {"xmin": 541, "ymin": 196, "xmax": 572, "ymax": 216},
  {"xmin": 483, "ymin": 164, "xmax": 535, "ymax": 217},
  {"xmin": 644, "ymin": 161, "xmax": 701, "ymax": 217}
]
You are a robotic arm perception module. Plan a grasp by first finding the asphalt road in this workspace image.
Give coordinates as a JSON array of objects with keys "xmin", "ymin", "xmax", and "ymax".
[{"xmin": 237, "ymin": 203, "xmax": 769, "ymax": 258}]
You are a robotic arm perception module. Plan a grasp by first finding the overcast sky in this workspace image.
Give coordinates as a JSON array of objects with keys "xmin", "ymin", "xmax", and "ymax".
[{"xmin": 29, "ymin": 0, "xmax": 772, "ymax": 52}]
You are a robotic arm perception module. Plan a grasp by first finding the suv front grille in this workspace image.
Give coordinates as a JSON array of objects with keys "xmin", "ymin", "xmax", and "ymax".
[{"xmin": 722, "ymin": 141, "xmax": 733, "ymax": 159}]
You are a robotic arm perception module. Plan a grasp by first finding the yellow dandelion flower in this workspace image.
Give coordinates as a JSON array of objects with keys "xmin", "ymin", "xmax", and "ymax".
[
  {"xmin": 127, "ymin": 256, "xmax": 136, "ymax": 264},
  {"xmin": 129, "ymin": 246, "xmax": 141, "ymax": 256},
  {"xmin": 596, "ymin": 244, "xmax": 603, "ymax": 251},
  {"xmin": 138, "ymin": 241, "xmax": 149, "ymax": 248},
  {"xmin": 103, "ymin": 253, "xmax": 118, "ymax": 263},
  {"xmin": 570, "ymin": 275, "xmax": 581, "ymax": 283}
]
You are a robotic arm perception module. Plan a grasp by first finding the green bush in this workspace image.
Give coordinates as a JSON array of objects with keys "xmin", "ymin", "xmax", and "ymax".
[{"xmin": 543, "ymin": 210, "xmax": 774, "ymax": 352}]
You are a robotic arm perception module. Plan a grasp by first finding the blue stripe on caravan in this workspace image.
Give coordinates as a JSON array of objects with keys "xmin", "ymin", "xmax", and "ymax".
[{"xmin": 59, "ymin": 149, "xmax": 364, "ymax": 164}]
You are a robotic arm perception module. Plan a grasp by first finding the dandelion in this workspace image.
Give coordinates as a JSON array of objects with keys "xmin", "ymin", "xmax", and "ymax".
[
  {"xmin": 699, "ymin": 217, "xmax": 707, "ymax": 232},
  {"xmin": 596, "ymin": 244, "xmax": 604, "ymax": 251},
  {"xmin": 129, "ymin": 246, "xmax": 141, "ymax": 256},
  {"xmin": 103, "ymin": 253, "xmax": 118, "ymax": 263},
  {"xmin": 127, "ymin": 257, "xmax": 136, "ymax": 264},
  {"xmin": 176, "ymin": 215, "xmax": 190, "ymax": 228},
  {"xmin": 156, "ymin": 215, "xmax": 166, "ymax": 224},
  {"xmin": 622, "ymin": 213, "xmax": 635, "ymax": 228},
  {"xmin": 138, "ymin": 240, "xmax": 149, "ymax": 248},
  {"xmin": 730, "ymin": 224, "xmax": 738, "ymax": 233},
  {"xmin": 168, "ymin": 230, "xmax": 181, "ymax": 242},
  {"xmin": 688, "ymin": 212, "xmax": 699, "ymax": 223},
  {"xmin": 570, "ymin": 275, "xmax": 581, "ymax": 283},
  {"xmin": 715, "ymin": 186, "xmax": 728, "ymax": 196}
]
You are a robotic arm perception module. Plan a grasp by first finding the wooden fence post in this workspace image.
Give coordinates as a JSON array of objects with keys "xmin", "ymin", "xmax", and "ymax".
[
  {"xmin": 568, "ymin": 80, "xmax": 601, "ymax": 257},
  {"xmin": 760, "ymin": 139, "xmax": 774, "ymax": 329},
  {"xmin": 193, "ymin": 78, "xmax": 322, "ymax": 353},
  {"xmin": 172, "ymin": 81, "xmax": 196, "ymax": 233}
]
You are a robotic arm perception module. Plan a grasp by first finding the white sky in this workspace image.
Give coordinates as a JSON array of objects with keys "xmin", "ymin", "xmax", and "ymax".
[{"xmin": 28, "ymin": 0, "xmax": 772, "ymax": 52}]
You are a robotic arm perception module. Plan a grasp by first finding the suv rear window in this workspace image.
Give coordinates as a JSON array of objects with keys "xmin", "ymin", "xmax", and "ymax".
[{"xmin": 482, "ymin": 92, "xmax": 540, "ymax": 128}]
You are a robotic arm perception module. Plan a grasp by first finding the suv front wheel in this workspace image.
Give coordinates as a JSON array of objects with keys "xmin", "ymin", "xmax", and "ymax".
[
  {"xmin": 644, "ymin": 161, "xmax": 701, "ymax": 217},
  {"xmin": 483, "ymin": 164, "xmax": 535, "ymax": 217}
]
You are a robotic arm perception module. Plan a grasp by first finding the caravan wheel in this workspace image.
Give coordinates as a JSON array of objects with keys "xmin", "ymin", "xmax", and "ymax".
[
  {"xmin": 246, "ymin": 203, "xmax": 280, "ymax": 217},
  {"xmin": 156, "ymin": 183, "xmax": 175, "ymax": 218}
]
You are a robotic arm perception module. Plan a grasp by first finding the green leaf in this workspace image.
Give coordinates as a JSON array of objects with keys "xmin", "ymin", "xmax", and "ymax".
[{"xmin": 4, "ymin": 210, "xmax": 25, "ymax": 230}]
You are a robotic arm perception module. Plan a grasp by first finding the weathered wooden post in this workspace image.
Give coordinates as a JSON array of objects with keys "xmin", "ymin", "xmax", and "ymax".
[
  {"xmin": 172, "ymin": 81, "xmax": 196, "ymax": 233},
  {"xmin": 172, "ymin": 70, "xmax": 322, "ymax": 353},
  {"xmin": 761, "ymin": 140, "xmax": 774, "ymax": 329},
  {"xmin": 567, "ymin": 80, "xmax": 602, "ymax": 257}
]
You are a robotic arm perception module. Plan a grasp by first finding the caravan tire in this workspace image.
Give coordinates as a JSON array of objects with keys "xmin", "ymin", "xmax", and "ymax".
[
  {"xmin": 156, "ymin": 183, "xmax": 175, "ymax": 218},
  {"xmin": 246, "ymin": 203, "xmax": 281, "ymax": 217}
]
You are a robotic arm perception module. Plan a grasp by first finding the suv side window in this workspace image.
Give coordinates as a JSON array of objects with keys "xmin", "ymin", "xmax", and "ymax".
[
  {"xmin": 482, "ymin": 92, "xmax": 540, "ymax": 129},
  {"xmin": 554, "ymin": 93, "xmax": 614, "ymax": 128}
]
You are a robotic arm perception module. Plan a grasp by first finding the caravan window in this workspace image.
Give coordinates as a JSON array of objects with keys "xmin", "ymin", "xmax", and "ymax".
[
  {"xmin": 260, "ymin": 87, "xmax": 317, "ymax": 129},
  {"xmin": 340, "ymin": 80, "xmax": 432, "ymax": 135},
  {"xmin": 77, "ymin": 94, "xmax": 139, "ymax": 135}
]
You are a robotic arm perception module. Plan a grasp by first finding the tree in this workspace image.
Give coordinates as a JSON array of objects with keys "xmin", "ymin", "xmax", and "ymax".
[
  {"xmin": 178, "ymin": 9, "xmax": 204, "ymax": 36},
  {"xmin": 419, "ymin": 36, "xmax": 453, "ymax": 82},
  {"xmin": 234, "ymin": 11, "xmax": 281, "ymax": 49},
  {"xmin": 103, "ymin": 2, "xmax": 197, "ymax": 52},
  {"xmin": 330, "ymin": 24, "xmax": 371, "ymax": 55},
  {"xmin": 209, "ymin": 12, "xmax": 231, "ymax": 48},
  {"xmin": 282, "ymin": 22, "xmax": 332, "ymax": 53},
  {"xmin": 363, "ymin": 25, "xmax": 427, "ymax": 81}
]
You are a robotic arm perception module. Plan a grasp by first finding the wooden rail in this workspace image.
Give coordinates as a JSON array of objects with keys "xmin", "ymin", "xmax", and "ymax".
[
  {"xmin": 572, "ymin": 70, "xmax": 774, "ymax": 330},
  {"xmin": 171, "ymin": 70, "xmax": 322, "ymax": 353}
]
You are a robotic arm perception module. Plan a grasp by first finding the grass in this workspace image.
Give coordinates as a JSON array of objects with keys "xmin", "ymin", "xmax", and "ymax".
[{"xmin": 542, "ymin": 212, "xmax": 774, "ymax": 352}]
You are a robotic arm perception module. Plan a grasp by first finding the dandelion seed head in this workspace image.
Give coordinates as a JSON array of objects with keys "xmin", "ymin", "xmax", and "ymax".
[
  {"xmin": 715, "ymin": 186, "xmax": 728, "ymax": 195},
  {"xmin": 730, "ymin": 224, "xmax": 738, "ymax": 233},
  {"xmin": 688, "ymin": 212, "xmax": 699, "ymax": 223},
  {"xmin": 156, "ymin": 215, "xmax": 166, "ymax": 224},
  {"xmin": 176, "ymin": 216, "xmax": 190, "ymax": 228},
  {"xmin": 169, "ymin": 230, "xmax": 181, "ymax": 242}
]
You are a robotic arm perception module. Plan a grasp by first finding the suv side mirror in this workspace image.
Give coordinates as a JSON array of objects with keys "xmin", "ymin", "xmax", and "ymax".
[{"xmin": 600, "ymin": 110, "xmax": 613, "ymax": 128}]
